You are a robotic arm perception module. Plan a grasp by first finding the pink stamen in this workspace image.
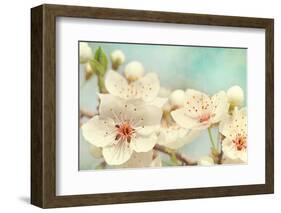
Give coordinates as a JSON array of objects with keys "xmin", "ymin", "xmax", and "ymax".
[
  {"xmin": 232, "ymin": 134, "xmax": 247, "ymax": 151},
  {"xmin": 115, "ymin": 123, "xmax": 135, "ymax": 143}
]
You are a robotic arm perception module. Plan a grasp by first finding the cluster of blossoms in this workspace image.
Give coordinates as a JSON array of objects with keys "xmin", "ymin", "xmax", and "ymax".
[{"xmin": 80, "ymin": 43, "xmax": 247, "ymax": 168}]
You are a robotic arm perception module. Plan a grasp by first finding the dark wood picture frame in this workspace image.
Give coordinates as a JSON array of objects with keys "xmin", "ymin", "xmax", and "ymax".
[{"xmin": 31, "ymin": 4, "xmax": 274, "ymax": 208}]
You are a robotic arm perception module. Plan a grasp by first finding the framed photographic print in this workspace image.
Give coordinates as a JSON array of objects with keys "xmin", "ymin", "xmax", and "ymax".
[{"xmin": 31, "ymin": 4, "xmax": 274, "ymax": 208}]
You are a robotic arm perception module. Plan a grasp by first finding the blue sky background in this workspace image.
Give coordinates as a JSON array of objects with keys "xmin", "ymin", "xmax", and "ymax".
[{"xmin": 79, "ymin": 42, "xmax": 247, "ymax": 170}]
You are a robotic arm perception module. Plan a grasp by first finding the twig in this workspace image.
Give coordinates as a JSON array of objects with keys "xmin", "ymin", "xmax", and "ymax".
[
  {"xmin": 217, "ymin": 151, "xmax": 223, "ymax": 164},
  {"xmin": 153, "ymin": 144, "xmax": 197, "ymax": 166},
  {"xmin": 217, "ymin": 134, "xmax": 225, "ymax": 164}
]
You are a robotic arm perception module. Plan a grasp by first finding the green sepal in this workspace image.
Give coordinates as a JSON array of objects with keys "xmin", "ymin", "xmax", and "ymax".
[{"xmin": 94, "ymin": 47, "xmax": 108, "ymax": 74}]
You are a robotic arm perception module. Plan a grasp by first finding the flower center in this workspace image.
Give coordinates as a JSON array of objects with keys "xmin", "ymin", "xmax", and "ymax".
[
  {"xmin": 115, "ymin": 122, "xmax": 135, "ymax": 143},
  {"xmin": 199, "ymin": 113, "xmax": 211, "ymax": 123},
  {"xmin": 233, "ymin": 134, "xmax": 247, "ymax": 151}
]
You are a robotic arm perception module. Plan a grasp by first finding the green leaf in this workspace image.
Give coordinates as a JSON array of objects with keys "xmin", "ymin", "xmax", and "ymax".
[
  {"xmin": 90, "ymin": 59, "xmax": 104, "ymax": 75},
  {"xmin": 89, "ymin": 46, "xmax": 108, "ymax": 93},
  {"xmin": 94, "ymin": 47, "xmax": 108, "ymax": 74}
]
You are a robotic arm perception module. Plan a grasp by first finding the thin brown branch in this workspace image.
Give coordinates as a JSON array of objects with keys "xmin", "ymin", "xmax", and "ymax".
[
  {"xmin": 217, "ymin": 134, "xmax": 225, "ymax": 164},
  {"xmin": 153, "ymin": 144, "xmax": 197, "ymax": 166},
  {"xmin": 217, "ymin": 151, "xmax": 223, "ymax": 164}
]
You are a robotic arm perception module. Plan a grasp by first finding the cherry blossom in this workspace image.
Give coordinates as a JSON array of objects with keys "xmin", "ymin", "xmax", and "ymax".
[
  {"xmin": 82, "ymin": 94, "xmax": 162, "ymax": 165},
  {"xmin": 171, "ymin": 89, "xmax": 229, "ymax": 130},
  {"xmin": 219, "ymin": 108, "xmax": 247, "ymax": 163}
]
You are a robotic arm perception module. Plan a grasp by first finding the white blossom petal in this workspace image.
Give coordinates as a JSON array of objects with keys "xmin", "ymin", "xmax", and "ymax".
[
  {"xmin": 211, "ymin": 91, "xmax": 229, "ymax": 123},
  {"xmin": 102, "ymin": 142, "xmax": 133, "ymax": 165},
  {"xmin": 130, "ymin": 133, "xmax": 158, "ymax": 152},
  {"xmin": 117, "ymin": 151, "xmax": 153, "ymax": 168},
  {"xmin": 222, "ymin": 138, "xmax": 247, "ymax": 163},
  {"xmin": 105, "ymin": 70, "xmax": 160, "ymax": 102},
  {"xmin": 222, "ymin": 157, "xmax": 246, "ymax": 164},
  {"xmin": 222, "ymin": 138, "xmax": 236, "ymax": 159},
  {"xmin": 98, "ymin": 94, "xmax": 127, "ymax": 121},
  {"xmin": 81, "ymin": 116, "xmax": 115, "ymax": 147},
  {"xmin": 136, "ymin": 125, "xmax": 159, "ymax": 136},
  {"xmin": 105, "ymin": 70, "xmax": 129, "ymax": 99},
  {"xmin": 219, "ymin": 108, "xmax": 247, "ymax": 139},
  {"xmin": 132, "ymin": 105, "xmax": 162, "ymax": 127},
  {"xmin": 99, "ymin": 95, "xmax": 162, "ymax": 129},
  {"xmin": 130, "ymin": 72, "xmax": 160, "ymax": 102},
  {"xmin": 233, "ymin": 107, "xmax": 247, "ymax": 133},
  {"xmin": 219, "ymin": 115, "xmax": 233, "ymax": 139},
  {"xmin": 150, "ymin": 97, "xmax": 168, "ymax": 108},
  {"xmin": 185, "ymin": 89, "xmax": 211, "ymax": 115},
  {"xmin": 239, "ymin": 151, "xmax": 247, "ymax": 162},
  {"xmin": 172, "ymin": 129, "xmax": 200, "ymax": 148},
  {"xmin": 157, "ymin": 127, "xmax": 181, "ymax": 146},
  {"xmin": 171, "ymin": 108, "xmax": 207, "ymax": 130},
  {"xmin": 158, "ymin": 127, "xmax": 200, "ymax": 149}
]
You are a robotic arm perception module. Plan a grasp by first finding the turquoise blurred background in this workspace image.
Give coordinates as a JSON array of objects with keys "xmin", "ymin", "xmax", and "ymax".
[{"xmin": 79, "ymin": 42, "xmax": 247, "ymax": 170}]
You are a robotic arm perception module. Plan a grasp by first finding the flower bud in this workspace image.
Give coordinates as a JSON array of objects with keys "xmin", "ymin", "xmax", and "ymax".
[
  {"xmin": 79, "ymin": 42, "xmax": 93, "ymax": 64},
  {"xmin": 110, "ymin": 50, "xmax": 125, "ymax": 70},
  {"xmin": 227, "ymin": 85, "xmax": 244, "ymax": 107},
  {"xmin": 168, "ymin": 89, "xmax": 185, "ymax": 108},
  {"xmin": 124, "ymin": 61, "xmax": 144, "ymax": 81},
  {"xmin": 198, "ymin": 156, "xmax": 214, "ymax": 166}
]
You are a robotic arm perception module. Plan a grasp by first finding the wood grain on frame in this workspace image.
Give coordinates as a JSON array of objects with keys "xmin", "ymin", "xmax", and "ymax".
[{"xmin": 31, "ymin": 4, "xmax": 274, "ymax": 208}]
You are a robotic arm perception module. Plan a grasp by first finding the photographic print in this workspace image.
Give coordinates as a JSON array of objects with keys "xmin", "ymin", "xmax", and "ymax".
[
  {"xmin": 79, "ymin": 41, "xmax": 247, "ymax": 170},
  {"xmin": 31, "ymin": 5, "xmax": 273, "ymax": 207}
]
